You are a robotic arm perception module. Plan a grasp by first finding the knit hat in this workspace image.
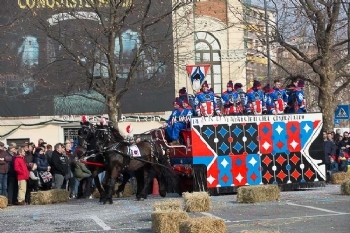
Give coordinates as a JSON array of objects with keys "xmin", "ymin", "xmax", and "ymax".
[
  {"xmin": 253, "ymin": 80, "xmax": 261, "ymax": 88},
  {"xmin": 298, "ymin": 79, "xmax": 305, "ymax": 88},
  {"xmin": 173, "ymin": 100, "xmax": 180, "ymax": 106},
  {"xmin": 227, "ymin": 80, "xmax": 234, "ymax": 88},
  {"xmin": 234, "ymin": 83, "xmax": 243, "ymax": 90},
  {"xmin": 263, "ymin": 84, "xmax": 270, "ymax": 92},
  {"xmin": 179, "ymin": 87, "xmax": 187, "ymax": 96},
  {"xmin": 202, "ymin": 81, "xmax": 209, "ymax": 88},
  {"xmin": 182, "ymin": 100, "xmax": 189, "ymax": 105}
]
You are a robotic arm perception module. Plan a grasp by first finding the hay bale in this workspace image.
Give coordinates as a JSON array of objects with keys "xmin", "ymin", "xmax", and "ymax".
[
  {"xmin": 122, "ymin": 183, "xmax": 133, "ymax": 197},
  {"xmin": 332, "ymin": 172, "xmax": 350, "ymax": 184},
  {"xmin": 179, "ymin": 216, "xmax": 226, "ymax": 233},
  {"xmin": 0, "ymin": 195, "xmax": 8, "ymax": 208},
  {"xmin": 341, "ymin": 180, "xmax": 350, "ymax": 195},
  {"xmin": 237, "ymin": 185, "xmax": 280, "ymax": 203},
  {"xmin": 152, "ymin": 210, "xmax": 188, "ymax": 233},
  {"xmin": 183, "ymin": 192, "xmax": 210, "ymax": 212},
  {"xmin": 30, "ymin": 189, "xmax": 69, "ymax": 205},
  {"xmin": 153, "ymin": 199, "xmax": 183, "ymax": 211}
]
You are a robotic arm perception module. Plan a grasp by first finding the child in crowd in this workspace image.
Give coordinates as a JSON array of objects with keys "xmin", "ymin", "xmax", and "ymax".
[
  {"xmin": 329, "ymin": 156, "xmax": 339, "ymax": 183},
  {"xmin": 26, "ymin": 163, "xmax": 39, "ymax": 204}
]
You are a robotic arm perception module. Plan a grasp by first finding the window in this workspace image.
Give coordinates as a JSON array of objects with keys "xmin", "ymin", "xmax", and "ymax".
[
  {"xmin": 63, "ymin": 128, "xmax": 79, "ymax": 142},
  {"xmin": 194, "ymin": 32, "xmax": 222, "ymax": 94},
  {"xmin": 6, "ymin": 138, "xmax": 30, "ymax": 147}
]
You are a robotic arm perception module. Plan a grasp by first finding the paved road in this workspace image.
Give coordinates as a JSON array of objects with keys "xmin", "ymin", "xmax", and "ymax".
[{"xmin": 1, "ymin": 185, "xmax": 349, "ymax": 233}]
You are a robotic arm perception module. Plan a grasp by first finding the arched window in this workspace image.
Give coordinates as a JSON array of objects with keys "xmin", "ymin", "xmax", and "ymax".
[{"xmin": 194, "ymin": 32, "xmax": 222, "ymax": 93}]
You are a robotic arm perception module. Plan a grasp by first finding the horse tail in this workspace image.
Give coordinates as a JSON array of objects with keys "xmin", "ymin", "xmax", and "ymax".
[{"xmin": 152, "ymin": 142, "xmax": 179, "ymax": 194}]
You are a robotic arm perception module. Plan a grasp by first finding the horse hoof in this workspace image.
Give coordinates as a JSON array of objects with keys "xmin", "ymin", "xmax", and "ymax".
[
  {"xmin": 136, "ymin": 197, "xmax": 144, "ymax": 201},
  {"xmin": 117, "ymin": 192, "xmax": 123, "ymax": 198}
]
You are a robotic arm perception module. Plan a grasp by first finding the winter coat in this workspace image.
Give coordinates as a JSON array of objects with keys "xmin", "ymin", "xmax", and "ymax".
[
  {"xmin": 0, "ymin": 149, "xmax": 12, "ymax": 174},
  {"xmin": 14, "ymin": 156, "xmax": 30, "ymax": 181},
  {"xmin": 324, "ymin": 140, "xmax": 336, "ymax": 164},
  {"xmin": 6, "ymin": 150, "xmax": 16, "ymax": 177},
  {"xmin": 51, "ymin": 150, "xmax": 69, "ymax": 176},
  {"xmin": 73, "ymin": 161, "xmax": 91, "ymax": 181},
  {"xmin": 35, "ymin": 155, "xmax": 50, "ymax": 172}
]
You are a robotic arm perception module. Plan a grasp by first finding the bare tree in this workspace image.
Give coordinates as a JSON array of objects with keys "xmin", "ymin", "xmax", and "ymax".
[
  {"xmin": 231, "ymin": 0, "xmax": 350, "ymax": 131},
  {"xmin": 0, "ymin": 0, "xmax": 189, "ymax": 128}
]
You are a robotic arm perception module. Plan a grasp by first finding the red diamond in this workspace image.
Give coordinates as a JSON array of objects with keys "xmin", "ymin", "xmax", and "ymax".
[
  {"xmin": 276, "ymin": 141, "xmax": 284, "ymax": 149},
  {"xmin": 262, "ymin": 156, "xmax": 272, "ymax": 166},
  {"xmin": 228, "ymin": 137, "xmax": 233, "ymax": 143},
  {"xmin": 276, "ymin": 170, "xmax": 287, "ymax": 181},
  {"xmin": 276, "ymin": 155, "xmax": 286, "ymax": 166},
  {"xmin": 213, "ymin": 124, "xmax": 218, "ymax": 128},
  {"xmin": 229, "ymin": 152, "xmax": 234, "ymax": 156},
  {"xmin": 250, "ymin": 173, "xmax": 258, "ymax": 181},
  {"xmin": 291, "ymin": 169, "xmax": 301, "ymax": 180},
  {"xmin": 221, "ymin": 174, "xmax": 229, "ymax": 183},
  {"xmin": 304, "ymin": 168, "xmax": 314, "ymax": 179},
  {"xmin": 263, "ymin": 171, "xmax": 273, "ymax": 182},
  {"xmin": 290, "ymin": 154, "xmax": 300, "ymax": 165}
]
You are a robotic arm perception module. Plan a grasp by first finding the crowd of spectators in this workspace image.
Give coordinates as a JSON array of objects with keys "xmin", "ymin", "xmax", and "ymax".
[
  {"xmin": 323, "ymin": 130, "xmax": 350, "ymax": 183},
  {"xmin": 0, "ymin": 138, "xmax": 96, "ymax": 206}
]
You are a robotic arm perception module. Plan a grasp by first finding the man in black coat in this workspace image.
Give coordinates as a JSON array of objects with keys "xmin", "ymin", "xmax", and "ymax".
[
  {"xmin": 51, "ymin": 143, "xmax": 69, "ymax": 189},
  {"xmin": 323, "ymin": 132, "xmax": 336, "ymax": 183}
]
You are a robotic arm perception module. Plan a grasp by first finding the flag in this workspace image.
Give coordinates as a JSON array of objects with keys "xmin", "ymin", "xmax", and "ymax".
[{"xmin": 186, "ymin": 64, "xmax": 211, "ymax": 92}]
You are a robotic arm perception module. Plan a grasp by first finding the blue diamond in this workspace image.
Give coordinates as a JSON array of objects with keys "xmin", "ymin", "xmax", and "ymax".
[
  {"xmin": 233, "ymin": 142, "xmax": 243, "ymax": 152},
  {"xmin": 219, "ymin": 142, "xmax": 229, "ymax": 153},
  {"xmin": 246, "ymin": 125, "xmax": 257, "ymax": 136},
  {"xmin": 235, "ymin": 158, "xmax": 242, "ymax": 166},
  {"xmin": 286, "ymin": 164, "xmax": 291, "ymax": 171},
  {"xmin": 262, "ymin": 126, "xmax": 269, "ymax": 135},
  {"xmin": 203, "ymin": 128, "xmax": 214, "ymax": 138},
  {"xmin": 247, "ymin": 141, "xmax": 257, "ymax": 152},
  {"xmin": 232, "ymin": 126, "xmax": 242, "ymax": 137},
  {"xmin": 290, "ymin": 124, "xmax": 297, "ymax": 133},
  {"xmin": 218, "ymin": 127, "xmax": 228, "ymax": 138}
]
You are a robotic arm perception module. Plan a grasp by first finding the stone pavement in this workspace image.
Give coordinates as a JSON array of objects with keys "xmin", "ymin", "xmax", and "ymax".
[{"xmin": 0, "ymin": 185, "xmax": 349, "ymax": 233}]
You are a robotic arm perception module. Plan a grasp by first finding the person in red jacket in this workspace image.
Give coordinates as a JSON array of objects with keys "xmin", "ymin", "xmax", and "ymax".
[{"xmin": 14, "ymin": 147, "xmax": 29, "ymax": 205}]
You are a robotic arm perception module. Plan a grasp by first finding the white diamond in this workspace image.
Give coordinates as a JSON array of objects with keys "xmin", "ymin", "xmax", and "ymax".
[
  {"xmin": 236, "ymin": 173, "xmax": 244, "ymax": 183},
  {"xmin": 249, "ymin": 157, "xmax": 257, "ymax": 166},
  {"xmin": 221, "ymin": 158, "xmax": 229, "ymax": 168},
  {"xmin": 303, "ymin": 124, "xmax": 311, "ymax": 133},
  {"xmin": 242, "ymin": 136, "xmax": 247, "ymax": 142},
  {"xmin": 275, "ymin": 125, "xmax": 283, "ymax": 135},
  {"xmin": 262, "ymin": 141, "xmax": 271, "ymax": 150},
  {"xmin": 290, "ymin": 140, "xmax": 299, "ymax": 149},
  {"xmin": 207, "ymin": 175, "xmax": 215, "ymax": 184},
  {"xmin": 214, "ymin": 138, "xmax": 219, "ymax": 143}
]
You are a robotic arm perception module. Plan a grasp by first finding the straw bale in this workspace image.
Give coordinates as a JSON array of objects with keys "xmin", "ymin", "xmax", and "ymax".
[
  {"xmin": 182, "ymin": 192, "xmax": 211, "ymax": 212},
  {"xmin": 153, "ymin": 199, "xmax": 183, "ymax": 211},
  {"xmin": 0, "ymin": 195, "xmax": 8, "ymax": 209},
  {"xmin": 237, "ymin": 185, "xmax": 280, "ymax": 203},
  {"xmin": 179, "ymin": 216, "xmax": 226, "ymax": 233},
  {"xmin": 332, "ymin": 172, "xmax": 350, "ymax": 184},
  {"xmin": 152, "ymin": 210, "xmax": 189, "ymax": 233},
  {"xmin": 341, "ymin": 180, "xmax": 350, "ymax": 195},
  {"xmin": 30, "ymin": 189, "xmax": 69, "ymax": 205},
  {"xmin": 122, "ymin": 183, "xmax": 133, "ymax": 197}
]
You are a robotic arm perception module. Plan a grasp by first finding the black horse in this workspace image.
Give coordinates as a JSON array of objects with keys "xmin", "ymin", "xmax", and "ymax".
[
  {"xmin": 94, "ymin": 123, "xmax": 178, "ymax": 204},
  {"xmin": 77, "ymin": 121, "xmax": 142, "ymax": 201}
]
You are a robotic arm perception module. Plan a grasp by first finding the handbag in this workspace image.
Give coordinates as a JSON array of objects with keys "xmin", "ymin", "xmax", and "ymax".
[{"xmin": 39, "ymin": 171, "xmax": 53, "ymax": 183}]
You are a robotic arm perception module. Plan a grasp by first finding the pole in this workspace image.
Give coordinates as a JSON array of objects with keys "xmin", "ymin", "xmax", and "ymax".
[{"xmin": 264, "ymin": 0, "xmax": 271, "ymax": 87}]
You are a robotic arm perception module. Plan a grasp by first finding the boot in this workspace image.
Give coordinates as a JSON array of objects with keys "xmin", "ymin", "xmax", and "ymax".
[{"xmin": 171, "ymin": 140, "xmax": 180, "ymax": 145}]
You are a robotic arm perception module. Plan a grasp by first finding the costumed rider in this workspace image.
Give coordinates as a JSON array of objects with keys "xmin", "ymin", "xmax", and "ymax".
[
  {"xmin": 164, "ymin": 100, "xmax": 184, "ymax": 145},
  {"xmin": 178, "ymin": 87, "xmax": 196, "ymax": 113},
  {"xmin": 221, "ymin": 80, "xmax": 242, "ymax": 115},
  {"xmin": 271, "ymin": 79, "xmax": 288, "ymax": 114},
  {"xmin": 234, "ymin": 83, "xmax": 246, "ymax": 114},
  {"xmin": 194, "ymin": 81, "xmax": 221, "ymax": 116},
  {"xmin": 286, "ymin": 78, "xmax": 306, "ymax": 113},
  {"xmin": 263, "ymin": 84, "xmax": 277, "ymax": 115},
  {"xmin": 245, "ymin": 80, "xmax": 266, "ymax": 115}
]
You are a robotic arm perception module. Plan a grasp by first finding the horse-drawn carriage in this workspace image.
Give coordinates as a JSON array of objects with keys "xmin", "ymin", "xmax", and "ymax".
[{"xmin": 150, "ymin": 112, "xmax": 325, "ymax": 195}]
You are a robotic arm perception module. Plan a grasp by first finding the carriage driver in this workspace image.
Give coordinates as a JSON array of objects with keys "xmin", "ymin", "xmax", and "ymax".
[{"xmin": 164, "ymin": 100, "xmax": 183, "ymax": 145}]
